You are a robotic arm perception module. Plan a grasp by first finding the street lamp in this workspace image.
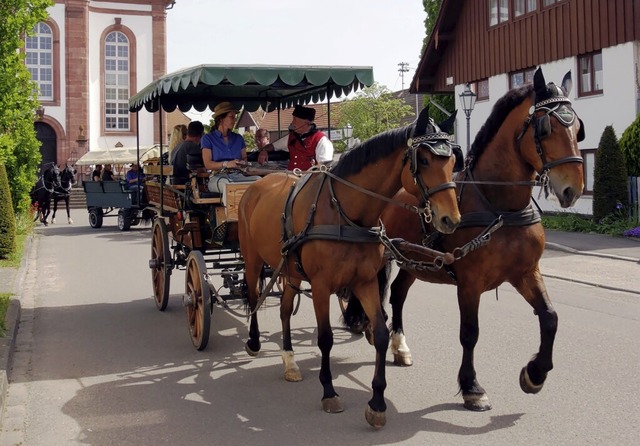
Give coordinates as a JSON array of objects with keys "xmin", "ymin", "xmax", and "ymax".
[
  {"xmin": 343, "ymin": 123, "xmax": 353, "ymax": 149},
  {"xmin": 459, "ymin": 83, "xmax": 476, "ymax": 151}
]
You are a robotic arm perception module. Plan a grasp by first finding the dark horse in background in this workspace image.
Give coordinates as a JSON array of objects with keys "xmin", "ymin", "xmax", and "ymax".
[
  {"xmin": 30, "ymin": 163, "xmax": 61, "ymax": 226},
  {"xmin": 238, "ymin": 108, "xmax": 462, "ymax": 428},
  {"xmin": 343, "ymin": 68, "xmax": 586, "ymax": 411},
  {"xmin": 51, "ymin": 164, "xmax": 77, "ymax": 224}
]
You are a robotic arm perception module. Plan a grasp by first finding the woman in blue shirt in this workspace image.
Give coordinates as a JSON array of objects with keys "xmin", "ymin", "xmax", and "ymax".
[{"xmin": 202, "ymin": 102, "xmax": 259, "ymax": 193}]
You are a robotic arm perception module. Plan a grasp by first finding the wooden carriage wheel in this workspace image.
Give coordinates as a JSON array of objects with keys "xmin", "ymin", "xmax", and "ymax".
[
  {"xmin": 150, "ymin": 219, "xmax": 171, "ymax": 311},
  {"xmin": 185, "ymin": 250, "xmax": 211, "ymax": 351}
]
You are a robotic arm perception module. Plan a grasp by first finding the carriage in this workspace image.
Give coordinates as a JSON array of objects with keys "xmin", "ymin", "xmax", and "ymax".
[
  {"xmin": 128, "ymin": 65, "xmax": 378, "ymax": 350},
  {"xmin": 76, "ymin": 146, "xmax": 160, "ymax": 230}
]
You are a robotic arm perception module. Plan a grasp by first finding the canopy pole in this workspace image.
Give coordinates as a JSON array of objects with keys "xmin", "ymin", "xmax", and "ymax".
[
  {"xmin": 277, "ymin": 102, "xmax": 282, "ymax": 139},
  {"xmin": 158, "ymin": 97, "xmax": 164, "ymax": 212},
  {"xmin": 326, "ymin": 84, "xmax": 331, "ymax": 147},
  {"xmin": 136, "ymin": 112, "xmax": 141, "ymax": 205}
]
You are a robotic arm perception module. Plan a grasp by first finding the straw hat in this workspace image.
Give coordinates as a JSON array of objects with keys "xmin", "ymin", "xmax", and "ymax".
[{"xmin": 213, "ymin": 101, "xmax": 238, "ymax": 118}]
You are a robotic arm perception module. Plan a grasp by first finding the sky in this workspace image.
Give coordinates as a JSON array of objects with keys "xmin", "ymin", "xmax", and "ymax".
[{"xmin": 166, "ymin": 0, "xmax": 428, "ymax": 97}]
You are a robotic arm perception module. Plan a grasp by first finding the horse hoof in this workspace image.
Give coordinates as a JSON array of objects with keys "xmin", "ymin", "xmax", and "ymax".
[
  {"xmin": 68, "ymin": 218, "xmax": 73, "ymax": 224},
  {"xmin": 520, "ymin": 366, "xmax": 544, "ymax": 394},
  {"xmin": 244, "ymin": 342, "xmax": 259, "ymax": 357},
  {"xmin": 392, "ymin": 352, "xmax": 413, "ymax": 367},
  {"xmin": 364, "ymin": 405, "xmax": 386, "ymax": 429},
  {"xmin": 51, "ymin": 218, "xmax": 56, "ymax": 224},
  {"xmin": 463, "ymin": 393, "xmax": 492, "ymax": 411},
  {"xmin": 322, "ymin": 396, "xmax": 343, "ymax": 413}
]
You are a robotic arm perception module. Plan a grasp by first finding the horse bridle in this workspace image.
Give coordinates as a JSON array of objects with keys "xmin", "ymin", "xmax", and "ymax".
[
  {"xmin": 516, "ymin": 96, "xmax": 584, "ymax": 186},
  {"xmin": 404, "ymin": 132, "xmax": 461, "ymax": 223}
]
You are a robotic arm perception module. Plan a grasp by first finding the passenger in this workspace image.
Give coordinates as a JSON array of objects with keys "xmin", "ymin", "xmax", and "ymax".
[
  {"xmin": 92, "ymin": 164, "xmax": 103, "ymax": 181},
  {"xmin": 167, "ymin": 124, "xmax": 188, "ymax": 157},
  {"xmin": 202, "ymin": 102, "xmax": 260, "ymax": 193},
  {"xmin": 257, "ymin": 104, "xmax": 334, "ymax": 170},
  {"xmin": 170, "ymin": 120, "xmax": 205, "ymax": 185},
  {"xmin": 255, "ymin": 128, "xmax": 270, "ymax": 150},
  {"xmin": 125, "ymin": 163, "xmax": 144, "ymax": 191},
  {"xmin": 101, "ymin": 164, "xmax": 115, "ymax": 181}
]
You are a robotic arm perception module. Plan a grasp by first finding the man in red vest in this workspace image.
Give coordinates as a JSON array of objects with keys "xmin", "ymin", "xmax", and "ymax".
[{"xmin": 257, "ymin": 105, "xmax": 334, "ymax": 171}]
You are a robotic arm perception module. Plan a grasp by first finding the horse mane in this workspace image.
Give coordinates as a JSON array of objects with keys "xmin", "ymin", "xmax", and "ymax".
[
  {"xmin": 468, "ymin": 84, "xmax": 533, "ymax": 161},
  {"xmin": 330, "ymin": 125, "xmax": 413, "ymax": 177}
]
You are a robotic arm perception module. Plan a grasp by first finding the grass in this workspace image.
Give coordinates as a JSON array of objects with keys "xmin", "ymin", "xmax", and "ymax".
[
  {"xmin": 0, "ymin": 293, "xmax": 9, "ymax": 334},
  {"xmin": 542, "ymin": 211, "xmax": 639, "ymax": 237},
  {"xmin": 0, "ymin": 211, "xmax": 34, "ymax": 335}
]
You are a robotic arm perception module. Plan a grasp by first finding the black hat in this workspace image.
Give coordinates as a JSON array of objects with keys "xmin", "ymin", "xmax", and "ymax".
[{"xmin": 292, "ymin": 105, "xmax": 315, "ymax": 121}]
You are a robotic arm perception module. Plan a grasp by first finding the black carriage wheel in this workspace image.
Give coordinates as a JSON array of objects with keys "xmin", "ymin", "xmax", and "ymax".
[
  {"xmin": 88, "ymin": 208, "xmax": 103, "ymax": 228},
  {"xmin": 151, "ymin": 219, "xmax": 171, "ymax": 311},
  {"xmin": 185, "ymin": 251, "xmax": 211, "ymax": 351},
  {"xmin": 118, "ymin": 210, "xmax": 131, "ymax": 231}
]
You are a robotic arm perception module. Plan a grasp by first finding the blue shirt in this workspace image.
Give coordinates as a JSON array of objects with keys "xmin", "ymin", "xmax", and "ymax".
[{"xmin": 201, "ymin": 129, "xmax": 246, "ymax": 162}]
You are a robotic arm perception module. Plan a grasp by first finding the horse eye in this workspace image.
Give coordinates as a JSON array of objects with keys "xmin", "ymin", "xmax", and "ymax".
[{"xmin": 419, "ymin": 156, "xmax": 429, "ymax": 167}]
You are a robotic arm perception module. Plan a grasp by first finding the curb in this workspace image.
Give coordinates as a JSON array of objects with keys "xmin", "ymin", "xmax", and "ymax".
[
  {"xmin": 544, "ymin": 242, "xmax": 640, "ymax": 263},
  {"xmin": 0, "ymin": 235, "xmax": 31, "ymax": 426}
]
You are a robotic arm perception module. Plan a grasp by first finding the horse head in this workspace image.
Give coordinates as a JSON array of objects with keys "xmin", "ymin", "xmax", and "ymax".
[
  {"xmin": 44, "ymin": 164, "xmax": 62, "ymax": 191},
  {"xmin": 521, "ymin": 67, "xmax": 585, "ymax": 207},
  {"xmin": 61, "ymin": 164, "xmax": 78, "ymax": 186},
  {"xmin": 402, "ymin": 107, "xmax": 462, "ymax": 233}
]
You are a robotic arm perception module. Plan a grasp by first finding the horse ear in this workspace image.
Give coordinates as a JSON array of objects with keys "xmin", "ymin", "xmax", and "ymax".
[
  {"xmin": 561, "ymin": 71, "xmax": 572, "ymax": 96},
  {"xmin": 414, "ymin": 106, "xmax": 430, "ymax": 136},
  {"xmin": 438, "ymin": 110, "xmax": 457, "ymax": 134},
  {"xmin": 533, "ymin": 67, "xmax": 546, "ymax": 94}
]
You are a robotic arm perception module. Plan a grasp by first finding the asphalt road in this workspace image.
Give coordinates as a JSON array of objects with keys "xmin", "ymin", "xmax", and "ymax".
[{"xmin": 1, "ymin": 209, "xmax": 639, "ymax": 445}]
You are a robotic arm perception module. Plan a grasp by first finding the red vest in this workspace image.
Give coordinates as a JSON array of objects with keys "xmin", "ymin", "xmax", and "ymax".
[{"xmin": 287, "ymin": 131, "xmax": 325, "ymax": 171}]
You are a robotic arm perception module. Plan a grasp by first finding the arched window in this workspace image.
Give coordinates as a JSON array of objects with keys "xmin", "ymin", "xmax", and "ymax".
[
  {"xmin": 25, "ymin": 23, "xmax": 53, "ymax": 101},
  {"xmin": 104, "ymin": 31, "xmax": 130, "ymax": 131}
]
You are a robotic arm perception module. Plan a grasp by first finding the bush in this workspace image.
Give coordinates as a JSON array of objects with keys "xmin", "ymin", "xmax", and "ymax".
[
  {"xmin": 619, "ymin": 113, "xmax": 640, "ymax": 177},
  {"xmin": 542, "ymin": 212, "xmax": 636, "ymax": 236},
  {"xmin": 592, "ymin": 126, "xmax": 628, "ymax": 221},
  {"xmin": 0, "ymin": 163, "xmax": 16, "ymax": 258}
]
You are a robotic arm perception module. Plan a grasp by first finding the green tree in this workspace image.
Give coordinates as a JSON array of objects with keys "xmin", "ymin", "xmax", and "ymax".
[
  {"xmin": 0, "ymin": 163, "xmax": 16, "ymax": 258},
  {"xmin": 592, "ymin": 125, "xmax": 628, "ymax": 221},
  {"xmin": 336, "ymin": 83, "xmax": 413, "ymax": 144},
  {"xmin": 619, "ymin": 113, "xmax": 640, "ymax": 177},
  {"xmin": 0, "ymin": 0, "xmax": 52, "ymax": 214},
  {"xmin": 419, "ymin": 0, "xmax": 453, "ymax": 125}
]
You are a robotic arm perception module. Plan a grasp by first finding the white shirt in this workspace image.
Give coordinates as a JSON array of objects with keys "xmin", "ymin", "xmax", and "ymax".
[{"xmin": 272, "ymin": 133, "xmax": 334, "ymax": 164}]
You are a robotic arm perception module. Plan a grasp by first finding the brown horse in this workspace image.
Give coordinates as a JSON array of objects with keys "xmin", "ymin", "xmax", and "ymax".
[
  {"xmin": 343, "ymin": 67, "xmax": 586, "ymax": 411},
  {"xmin": 238, "ymin": 107, "xmax": 462, "ymax": 428}
]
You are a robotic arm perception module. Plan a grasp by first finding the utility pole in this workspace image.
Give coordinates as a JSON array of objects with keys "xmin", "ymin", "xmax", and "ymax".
[{"xmin": 398, "ymin": 62, "xmax": 409, "ymax": 91}]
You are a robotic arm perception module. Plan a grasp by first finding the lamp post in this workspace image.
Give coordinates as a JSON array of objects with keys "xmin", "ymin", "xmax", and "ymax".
[
  {"xmin": 459, "ymin": 83, "xmax": 476, "ymax": 151},
  {"xmin": 343, "ymin": 123, "xmax": 353, "ymax": 150}
]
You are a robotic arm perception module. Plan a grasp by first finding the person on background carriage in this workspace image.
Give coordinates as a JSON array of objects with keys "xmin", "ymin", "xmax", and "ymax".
[
  {"xmin": 101, "ymin": 164, "xmax": 115, "ymax": 181},
  {"xmin": 202, "ymin": 101, "xmax": 260, "ymax": 193},
  {"xmin": 257, "ymin": 104, "xmax": 334, "ymax": 170},
  {"xmin": 91, "ymin": 164, "xmax": 103, "ymax": 181},
  {"xmin": 125, "ymin": 163, "xmax": 144, "ymax": 191},
  {"xmin": 170, "ymin": 120, "xmax": 205, "ymax": 185}
]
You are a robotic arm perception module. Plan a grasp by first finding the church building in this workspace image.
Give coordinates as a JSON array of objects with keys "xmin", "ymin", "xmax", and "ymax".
[{"xmin": 29, "ymin": 0, "xmax": 173, "ymax": 169}]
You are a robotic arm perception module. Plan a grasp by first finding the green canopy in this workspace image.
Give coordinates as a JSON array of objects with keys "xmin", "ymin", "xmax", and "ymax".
[{"xmin": 128, "ymin": 64, "xmax": 374, "ymax": 113}]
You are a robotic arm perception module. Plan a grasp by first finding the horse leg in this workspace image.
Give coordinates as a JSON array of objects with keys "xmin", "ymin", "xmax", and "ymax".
[
  {"xmin": 512, "ymin": 270, "xmax": 557, "ymax": 394},
  {"xmin": 352, "ymin": 280, "xmax": 389, "ymax": 429},
  {"xmin": 51, "ymin": 197, "xmax": 58, "ymax": 224},
  {"xmin": 280, "ymin": 277, "xmax": 303, "ymax": 382},
  {"xmin": 244, "ymin": 259, "xmax": 263, "ymax": 356},
  {"xmin": 457, "ymin": 286, "xmax": 491, "ymax": 411},
  {"xmin": 310, "ymin": 282, "xmax": 344, "ymax": 414},
  {"xmin": 66, "ymin": 197, "xmax": 73, "ymax": 224},
  {"xmin": 388, "ymin": 268, "xmax": 416, "ymax": 366}
]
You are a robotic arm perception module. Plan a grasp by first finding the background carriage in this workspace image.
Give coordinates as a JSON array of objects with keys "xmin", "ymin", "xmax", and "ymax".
[{"xmin": 75, "ymin": 146, "xmax": 160, "ymax": 230}]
